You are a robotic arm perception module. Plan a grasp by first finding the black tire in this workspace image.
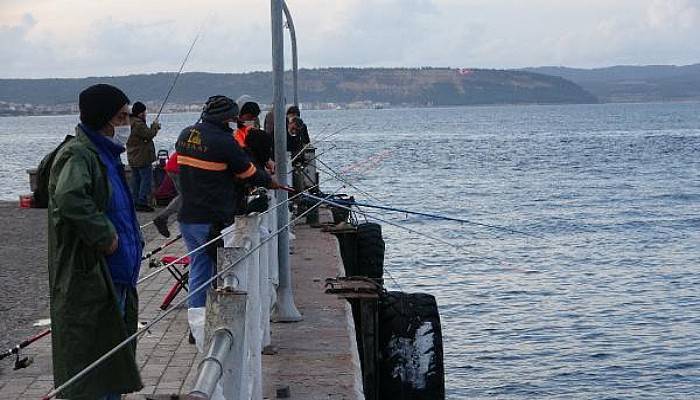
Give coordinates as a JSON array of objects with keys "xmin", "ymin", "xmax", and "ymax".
[
  {"xmin": 356, "ymin": 223, "xmax": 385, "ymax": 281},
  {"xmin": 379, "ymin": 291, "xmax": 445, "ymax": 400}
]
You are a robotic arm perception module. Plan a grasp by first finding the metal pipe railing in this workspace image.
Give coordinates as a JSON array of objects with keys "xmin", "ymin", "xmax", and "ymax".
[{"xmin": 188, "ymin": 329, "xmax": 234, "ymax": 399}]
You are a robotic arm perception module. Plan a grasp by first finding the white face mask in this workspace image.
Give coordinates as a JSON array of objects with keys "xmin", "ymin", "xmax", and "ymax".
[
  {"xmin": 228, "ymin": 121, "xmax": 237, "ymax": 130},
  {"xmin": 112, "ymin": 125, "xmax": 131, "ymax": 147},
  {"xmin": 242, "ymin": 120, "xmax": 256, "ymax": 128}
]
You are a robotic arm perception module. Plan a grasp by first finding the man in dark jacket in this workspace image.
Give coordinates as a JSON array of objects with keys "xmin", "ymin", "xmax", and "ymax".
[
  {"xmin": 48, "ymin": 84, "xmax": 143, "ymax": 399},
  {"xmin": 176, "ymin": 95, "xmax": 279, "ymax": 324},
  {"xmin": 127, "ymin": 101, "xmax": 161, "ymax": 212}
]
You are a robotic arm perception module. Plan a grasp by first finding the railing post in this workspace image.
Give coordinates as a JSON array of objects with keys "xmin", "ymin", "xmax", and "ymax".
[
  {"xmin": 259, "ymin": 208, "xmax": 273, "ymax": 349},
  {"xmin": 268, "ymin": 191, "xmax": 279, "ymax": 304},
  {"xmin": 230, "ymin": 214, "xmax": 263, "ymax": 399},
  {"xmin": 187, "ymin": 247, "xmax": 249, "ymax": 400}
]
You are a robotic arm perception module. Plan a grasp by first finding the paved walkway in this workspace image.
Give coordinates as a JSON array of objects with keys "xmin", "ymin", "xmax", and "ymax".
[{"xmin": 0, "ymin": 203, "xmax": 362, "ymax": 399}]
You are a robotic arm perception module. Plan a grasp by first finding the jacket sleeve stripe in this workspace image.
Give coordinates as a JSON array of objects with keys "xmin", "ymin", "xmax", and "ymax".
[
  {"xmin": 177, "ymin": 155, "xmax": 228, "ymax": 171},
  {"xmin": 235, "ymin": 162, "xmax": 257, "ymax": 179}
]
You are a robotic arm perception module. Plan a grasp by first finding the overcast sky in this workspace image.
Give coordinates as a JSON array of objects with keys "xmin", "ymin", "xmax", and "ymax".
[{"xmin": 1, "ymin": 0, "xmax": 699, "ymax": 78}]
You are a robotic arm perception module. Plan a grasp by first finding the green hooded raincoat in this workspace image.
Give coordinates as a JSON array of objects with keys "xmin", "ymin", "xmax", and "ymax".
[{"xmin": 48, "ymin": 126, "xmax": 143, "ymax": 399}]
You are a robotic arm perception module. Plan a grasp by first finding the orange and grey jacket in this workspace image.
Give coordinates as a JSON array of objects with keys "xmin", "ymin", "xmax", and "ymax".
[{"xmin": 175, "ymin": 120, "xmax": 271, "ymax": 224}]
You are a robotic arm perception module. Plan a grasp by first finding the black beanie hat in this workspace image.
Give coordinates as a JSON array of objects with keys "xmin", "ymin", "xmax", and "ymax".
[
  {"xmin": 79, "ymin": 84, "xmax": 130, "ymax": 130},
  {"xmin": 286, "ymin": 105, "xmax": 300, "ymax": 116},
  {"xmin": 239, "ymin": 102, "xmax": 261, "ymax": 117},
  {"xmin": 131, "ymin": 101, "xmax": 147, "ymax": 116},
  {"xmin": 201, "ymin": 95, "xmax": 239, "ymax": 122}
]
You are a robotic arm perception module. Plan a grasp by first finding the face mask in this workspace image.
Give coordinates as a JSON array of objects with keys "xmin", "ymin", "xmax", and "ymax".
[
  {"xmin": 228, "ymin": 121, "xmax": 237, "ymax": 130},
  {"xmin": 112, "ymin": 124, "xmax": 131, "ymax": 147},
  {"xmin": 242, "ymin": 120, "xmax": 256, "ymax": 128}
]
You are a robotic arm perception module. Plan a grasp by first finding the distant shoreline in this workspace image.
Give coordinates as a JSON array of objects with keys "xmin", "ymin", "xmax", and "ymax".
[{"xmin": 3, "ymin": 98, "xmax": 700, "ymax": 118}]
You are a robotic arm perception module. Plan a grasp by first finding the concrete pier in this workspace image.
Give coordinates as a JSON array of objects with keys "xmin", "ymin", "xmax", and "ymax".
[{"xmin": 0, "ymin": 202, "xmax": 362, "ymax": 399}]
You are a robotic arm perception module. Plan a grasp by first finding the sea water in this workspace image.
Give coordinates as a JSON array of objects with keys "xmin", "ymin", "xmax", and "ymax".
[{"xmin": 1, "ymin": 102, "xmax": 698, "ymax": 398}]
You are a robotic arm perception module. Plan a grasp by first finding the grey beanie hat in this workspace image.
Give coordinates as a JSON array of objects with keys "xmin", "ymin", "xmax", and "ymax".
[{"xmin": 201, "ymin": 95, "xmax": 239, "ymax": 122}]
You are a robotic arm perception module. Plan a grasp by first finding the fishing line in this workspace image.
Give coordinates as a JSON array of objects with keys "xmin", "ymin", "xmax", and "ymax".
[
  {"xmin": 314, "ymin": 124, "xmax": 351, "ymax": 144},
  {"xmin": 137, "ymin": 184, "xmax": 319, "ymax": 285},
  {"xmin": 301, "ymin": 193, "xmax": 461, "ymax": 249},
  {"xmin": 314, "ymin": 160, "xmax": 383, "ymax": 202},
  {"xmin": 333, "ymin": 199, "xmax": 543, "ymax": 239},
  {"xmin": 39, "ymin": 187, "xmax": 344, "ymax": 400},
  {"xmin": 289, "ymin": 124, "xmax": 351, "ymax": 164}
]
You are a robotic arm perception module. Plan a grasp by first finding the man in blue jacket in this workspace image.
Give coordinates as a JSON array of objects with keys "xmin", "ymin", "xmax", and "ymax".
[{"xmin": 48, "ymin": 83, "xmax": 143, "ymax": 399}]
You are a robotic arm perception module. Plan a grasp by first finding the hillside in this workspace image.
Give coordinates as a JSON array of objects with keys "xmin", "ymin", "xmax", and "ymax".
[
  {"xmin": 524, "ymin": 64, "xmax": 700, "ymax": 103},
  {"xmin": 0, "ymin": 68, "xmax": 597, "ymax": 115}
]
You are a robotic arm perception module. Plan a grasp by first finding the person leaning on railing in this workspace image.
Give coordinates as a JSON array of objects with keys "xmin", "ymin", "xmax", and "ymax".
[{"xmin": 175, "ymin": 95, "xmax": 280, "ymax": 343}]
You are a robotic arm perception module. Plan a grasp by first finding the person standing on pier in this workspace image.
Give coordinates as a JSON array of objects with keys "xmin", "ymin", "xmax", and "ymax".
[
  {"xmin": 47, "ymin": 84, "xmax": 143, "ymax": 399},
  {"xmin": 127, "ymin": 101, "xmax": 161, "ymax": 212},
  {"xmin": 285, "ymin": 105, "xmax": 310, "ymax": 158},
  {"xmin": 176, "ymin": 95, "xmax": 279, "ymax": 342},
  {"xmin": 235, "ymin": 96, "xmax": 275, "ymax": 172}
]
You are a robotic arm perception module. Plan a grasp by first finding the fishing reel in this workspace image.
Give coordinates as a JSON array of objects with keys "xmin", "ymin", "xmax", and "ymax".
[
  {"xmin": 244, "ymin": 187, "xmax": 269, "ymax": 214},
  {"xmin": 0, "ymin": 346, "xmax": 33, "ymax": 370}
]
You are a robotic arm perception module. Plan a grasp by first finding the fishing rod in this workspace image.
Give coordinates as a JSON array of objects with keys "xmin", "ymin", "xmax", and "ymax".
[
  {"xmin": 314, "ymin": 124, "xmax": 351, "ymax": 145},
  {"xmin": 289, "ymin": 124, "xmax": 350, "ymax": 164},
  {"xmin": 154, "ymin": 17, "xmax": 208, "ymax": 121},
  {"xmin": 6, "ymin": 185, "xmax": 312, "ymax": 360},
  {"xmin": 140, "ymin": 221, "xmax": 154, "ymax": 230},
  {"xmin": 141, "ymin": 234, "xmax": 183, "ymax": 260},
  {"xmin": 314, "ymin": 160, "xmax": 384, "ymax": 203},
  {"xmin": 39, "ymin": 187, "xmax": 344, "ymax": 400},
  {"xmin": 300, "ymin": 192, "xmax": 461, "ymax": 249},
  {"xmin": 137, "ymin": 184, "xmax": 318, "ymax": 285},
  {"xmin": 328, "ymin": 199, "xmax": 543, "ymax": 239},
  {"xmin": 1, "ymin": 233, "xmax": 185, "ymax": 363},
  {"xmin": 0, "ymin": 329, "xmax": 51, "ymax": 370}
]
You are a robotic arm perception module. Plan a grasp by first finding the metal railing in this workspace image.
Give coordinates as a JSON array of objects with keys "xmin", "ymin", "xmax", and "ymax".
[{"xmin": 187, "ymin": 190, "xmax": 285, "ymax": 400}]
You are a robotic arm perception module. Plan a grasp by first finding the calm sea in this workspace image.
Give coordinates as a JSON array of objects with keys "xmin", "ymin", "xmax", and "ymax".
[{"xmin": 1, "ymin": 103, "xmax": 699, "ymax": 399}]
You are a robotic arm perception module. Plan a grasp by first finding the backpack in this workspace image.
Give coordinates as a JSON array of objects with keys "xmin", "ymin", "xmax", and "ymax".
[{"xmin": 33, "ymin": 135, "xmax": 75, "ymax": 208}]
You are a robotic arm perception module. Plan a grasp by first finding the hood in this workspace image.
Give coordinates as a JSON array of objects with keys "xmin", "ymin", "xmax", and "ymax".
[{"xmin": 286, "ymin": 104, "xmax": 300, "ymax": 116}]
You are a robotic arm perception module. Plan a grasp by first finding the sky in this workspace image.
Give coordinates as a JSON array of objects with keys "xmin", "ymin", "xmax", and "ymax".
[{"xmin": 1, "ymin": 0, "xmax": 699, "ymax": 78}]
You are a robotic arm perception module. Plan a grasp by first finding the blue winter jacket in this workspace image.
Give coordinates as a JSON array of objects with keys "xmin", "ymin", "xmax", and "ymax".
[{"xmin": 81, "ymin": 124, "xmax": 143, "ymax": 287}]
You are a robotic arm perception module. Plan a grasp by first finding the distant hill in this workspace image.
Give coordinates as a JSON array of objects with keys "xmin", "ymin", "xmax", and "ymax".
[
  {"xmin": 524, "ymin": 64, "xmax": 700, "ymax": 103},
  {"xmin": 0, "ymin": 68, "xmax": 597, "ymax": 113}
]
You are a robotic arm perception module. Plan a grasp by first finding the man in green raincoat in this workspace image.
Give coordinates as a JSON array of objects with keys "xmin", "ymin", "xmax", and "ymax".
[{"xmin": 48, "ymin": 84, "xmax": 143, "ymax": 399}]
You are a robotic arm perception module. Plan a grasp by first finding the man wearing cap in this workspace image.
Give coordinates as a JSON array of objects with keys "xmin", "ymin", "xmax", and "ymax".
[
  {"xmin": 127, "ymin": 101, "xmax": 161, "ymax": 212},
  {"xmin": 176, "ymin": 95, "xmax": 279, "ymax": 340},
  {"xmin": 47, "ymin": 84, "xmax": 143, "ymax": 399}
]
